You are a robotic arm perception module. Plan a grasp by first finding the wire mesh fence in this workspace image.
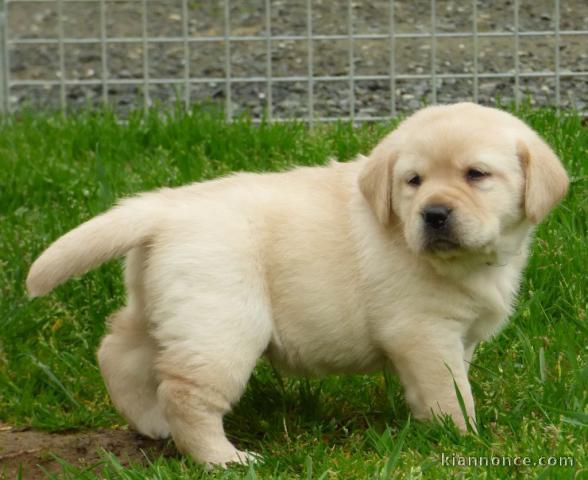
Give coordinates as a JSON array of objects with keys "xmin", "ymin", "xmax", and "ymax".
[{"xmin": 1, "ymin": 0, "xmax": 587, "ymax": 122}]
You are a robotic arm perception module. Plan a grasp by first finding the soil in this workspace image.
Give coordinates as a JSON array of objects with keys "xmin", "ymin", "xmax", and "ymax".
[
  {"xmin": 0, "ymin": 424, "xmax": 175, "ymax": 479},
  {"xmin": 5, "ymin": 0, "xmax": 588, "ymax": 116}
]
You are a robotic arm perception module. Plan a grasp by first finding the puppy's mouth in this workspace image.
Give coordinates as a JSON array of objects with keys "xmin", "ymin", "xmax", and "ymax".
[{"xmin": 425, "ymin": 238, "xmax": 461, "ymax": 252}]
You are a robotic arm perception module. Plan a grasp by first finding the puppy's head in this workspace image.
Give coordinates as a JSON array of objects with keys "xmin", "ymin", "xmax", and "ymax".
[{"xmin": 359, "ymin": 103, "xmax": 568, "ymax": 258}]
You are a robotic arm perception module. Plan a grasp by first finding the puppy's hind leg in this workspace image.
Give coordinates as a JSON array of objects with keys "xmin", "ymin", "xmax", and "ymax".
[
  {"xmin": 97, "ymin": 307, "xmax": 170, "ymax": 439},
  {"xmin": 97, "ymin": 246, "xmax": 169, "ymax": 439},
  {"xmin": 153, "ymin": 292, "xmax": 272, "ymax": 466}
]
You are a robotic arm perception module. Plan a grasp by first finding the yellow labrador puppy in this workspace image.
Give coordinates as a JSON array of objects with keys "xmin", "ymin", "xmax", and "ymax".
[{"xmin": 27, "ymin": 103, "xmax": 568, "ymax": 466}]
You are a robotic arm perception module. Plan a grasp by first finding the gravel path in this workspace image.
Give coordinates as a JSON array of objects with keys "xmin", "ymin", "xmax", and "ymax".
[{"xmin": 5, "ymin": 0, "xmax": 588, "ymax": 117}]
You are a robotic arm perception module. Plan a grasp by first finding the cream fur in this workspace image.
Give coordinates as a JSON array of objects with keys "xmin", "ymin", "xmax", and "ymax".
[{"xmin": 26, "ymin": 103, "xmax": 568, "ymax": 466}]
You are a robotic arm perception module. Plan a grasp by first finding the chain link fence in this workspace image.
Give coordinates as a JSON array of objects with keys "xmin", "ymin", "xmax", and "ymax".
[{"xmin": 1, "ymin": 0, "xmax": 587, "ymax": 122}]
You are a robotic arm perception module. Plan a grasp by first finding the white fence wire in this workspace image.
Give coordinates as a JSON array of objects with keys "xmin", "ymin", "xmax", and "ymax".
[{"xmin": 1, "ymin": 0, "xmax": 587, "ymax": 122}]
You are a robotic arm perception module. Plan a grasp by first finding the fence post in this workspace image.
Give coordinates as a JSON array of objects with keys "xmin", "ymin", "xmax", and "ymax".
[{"xmin": 0, "ymin": 0, "xmax": 8, "ymax": 113}]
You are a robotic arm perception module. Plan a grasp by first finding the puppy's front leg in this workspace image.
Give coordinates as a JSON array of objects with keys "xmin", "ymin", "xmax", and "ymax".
[
  {"xmin": 387, "ymin": 332, "xmax": 476, "ymax": 432},
  {"xmin": 463, "ymin": 342, "xmax": 477, "ymax": 374}
]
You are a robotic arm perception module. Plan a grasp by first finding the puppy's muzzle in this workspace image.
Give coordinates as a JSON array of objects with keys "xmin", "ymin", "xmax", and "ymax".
[{"xmin": 421, "ymin": 204, "xmax": 460, "ymax": 251}]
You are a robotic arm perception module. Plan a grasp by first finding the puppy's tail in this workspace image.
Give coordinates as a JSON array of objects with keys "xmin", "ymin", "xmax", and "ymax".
[{"xmin": 27, "ymin": 193, "xmax": 165, "ymax": 297}]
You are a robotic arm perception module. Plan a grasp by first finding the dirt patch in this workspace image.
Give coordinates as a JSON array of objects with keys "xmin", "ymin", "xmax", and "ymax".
[{"xmin": 0, "ymin": 425, "xmax": 175, "ymax": 479}]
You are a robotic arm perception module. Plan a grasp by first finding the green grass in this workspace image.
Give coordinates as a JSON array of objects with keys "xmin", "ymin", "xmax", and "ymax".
[{"xmin": 0, "ymin": 105, "xmax": 586, "ymax": 479}]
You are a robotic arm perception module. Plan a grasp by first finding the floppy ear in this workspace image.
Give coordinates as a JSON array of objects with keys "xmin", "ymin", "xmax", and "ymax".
[
  {"xmin": 358, "ymin": 148, "xmax": 397, "ymax": 226},
  {"xmin": 517, "ymin": 136, "xmax": 569, "ymax": 224}
]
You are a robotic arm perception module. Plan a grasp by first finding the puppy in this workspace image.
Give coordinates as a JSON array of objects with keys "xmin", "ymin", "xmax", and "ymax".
[{"xmin": 27, "ymin": 103, "xmax": 568, "ymax": 466}]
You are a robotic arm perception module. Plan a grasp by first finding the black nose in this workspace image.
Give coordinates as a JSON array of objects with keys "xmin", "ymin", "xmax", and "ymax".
[{"xmin": 422, "ymin": 204, "xmax": 452, "ymax": 230}]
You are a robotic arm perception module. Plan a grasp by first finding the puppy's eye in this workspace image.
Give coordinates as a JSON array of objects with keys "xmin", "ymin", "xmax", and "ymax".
[
  {"xmin": 466, "ymin": 168, "xmax": 490, "ymax": 181},
  {"xmin": 407, "ymin": 175, "xmax": 422, "ymax": 187}
]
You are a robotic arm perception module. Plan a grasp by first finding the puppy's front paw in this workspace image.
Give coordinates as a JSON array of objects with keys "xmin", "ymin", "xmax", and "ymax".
[
  {"xmin": 232, "ymin": 449, "xmax": 262, "ymax": 465},
  {"xmin": 204, "ymin": 449, "xmax": 262, "ymax": 470}
]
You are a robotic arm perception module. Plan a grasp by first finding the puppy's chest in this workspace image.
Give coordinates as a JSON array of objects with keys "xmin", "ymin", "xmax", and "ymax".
[{"xmin": 462, "ymin": 266, "xmax": 522, "ymax": 342}]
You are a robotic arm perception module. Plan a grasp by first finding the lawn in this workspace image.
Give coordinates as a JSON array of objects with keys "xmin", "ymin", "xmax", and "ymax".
[{"xmin": 0, "ymin": 105, "xmax": 586, "ymax": 479}]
